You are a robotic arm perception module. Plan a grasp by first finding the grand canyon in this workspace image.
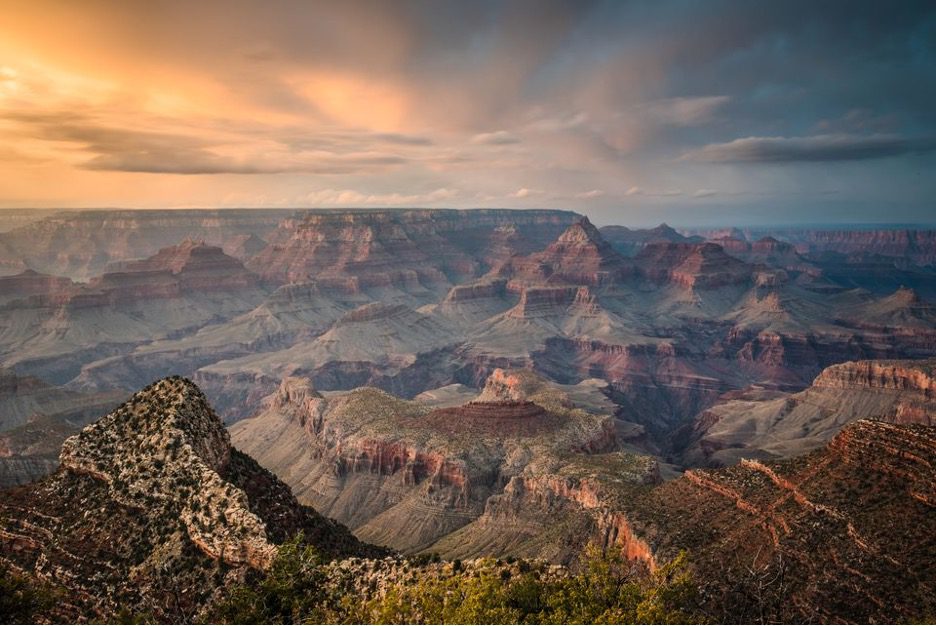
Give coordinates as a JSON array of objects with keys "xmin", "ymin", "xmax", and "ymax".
[
  {"xmin": 3, "ymin": 1, "xmax": 935, "ymax": 623},
  {"xmin": 1, "ymin": 207, "xmax": 934, "ymax": 622}
]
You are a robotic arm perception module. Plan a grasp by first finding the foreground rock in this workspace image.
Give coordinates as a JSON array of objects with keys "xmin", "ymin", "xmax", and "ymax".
[
  {"xmin": 0, "ymin": 377, "xmax": 374, "ymax": 622},
  {"xmin": 630, "ymin": 419, "xmax": 936, "ymax": 623}
]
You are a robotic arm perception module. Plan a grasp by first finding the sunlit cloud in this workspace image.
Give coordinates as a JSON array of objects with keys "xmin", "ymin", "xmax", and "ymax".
[
  {"xmin": 470, "ymin": 130, "xmax": 521, "ymax": 145},
  {"xmin": 508, "ymin": 187, "xmax": 543, "ymax": 199},
  {"xmin": 302, "ymin": 187, "xmax": 460, "ymax": 206}
]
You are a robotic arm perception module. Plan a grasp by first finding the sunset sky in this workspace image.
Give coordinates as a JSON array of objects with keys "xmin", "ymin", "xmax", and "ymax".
[{"xmin": 1, "ymin": 0, "xmax": 934, "ymax": 225}]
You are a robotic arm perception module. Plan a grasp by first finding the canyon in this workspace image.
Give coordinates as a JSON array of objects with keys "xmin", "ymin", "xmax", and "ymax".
[
  {"xmin": 0, "ymin": 208, "xmax": 934, "ymax": 622},
  {"xmin": 1, "ymin": 209, "xmax": 934, "ymax": 480}
]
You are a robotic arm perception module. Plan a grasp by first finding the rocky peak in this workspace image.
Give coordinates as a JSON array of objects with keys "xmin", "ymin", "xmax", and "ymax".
[
  {"xmin": 0, "ymin": 376, "xmax": 374, "ymax": 620},
  {"xmin": 889, "ymin": 285, "xmax": 922, "ymax": 305},
  {"xmin": 498, "ymin": 218, "xmax": 631, "ymax": 286},
  {"xmin": 269, "ymin": 376, "xmax": 326, "ymax": 430},
  {"xmin": 636, "ymin": 241, "xmax": 752, "ymax": 288},
  {"xmin": 555, "ymin": 217, "xmax": 606, "ymax": 246},
  {"xmin": 475, "ymin": 368, "xmax": 571, "ymax": 409},
  {"xmin": 478, "ymin": 368, "xmax": 535, "ymax": 402},
  {"xmin": 59, "ymin": 376, "xmax": 276, "ymax": 567},
  {"xmin": 647, "ymin": 223, "xmax": 682, "ymax": 239}
]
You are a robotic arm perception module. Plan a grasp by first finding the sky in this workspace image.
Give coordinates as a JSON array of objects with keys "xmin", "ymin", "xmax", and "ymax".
[{"xmin": 0, "ymin": 0, "xmax": 934, "ymax": 226}]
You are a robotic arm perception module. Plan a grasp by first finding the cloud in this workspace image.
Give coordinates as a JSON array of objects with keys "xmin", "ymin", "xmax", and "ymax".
[
  {"xmin": 370, "ymin": 133, "xmax": 435, "ymax": 146},
  {"xmin": 640, "ymin": 96, "xmax": 730, "ymax": 127},
  {"xmin": 2, "ymin": 110, "xmax": 412, "ymax": 175},
  {"xmin": 575, "ymin": 189, "xmax": 604, "ymax": 199},
  {"xmin": 508, "ymin": 187, "xmax": 542, "ymax": 198},
  {"xmin": 470, "ymin": 130, "xmax": 521, "ymax": 145},
  {"xmin": 682, "ymin": 134, "xmax": 936, "ymax": 163},
  {"xmin": 624, "ymin": 186, "xmax": 683, "ymax": 197},
  {"xmin": 692, "ymin": 188, "xmax": 718, "ymax": 197},
  {"xmin": 302, "ymin": 187, "xmax": 459, "ymax": 206}
]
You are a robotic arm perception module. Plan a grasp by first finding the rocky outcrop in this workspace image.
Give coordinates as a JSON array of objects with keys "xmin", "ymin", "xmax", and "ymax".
[
  {"xmin": 442, "ymin": 278, "xmax": 508, "ymax": 303},
  {"xmin": 813, "ymin": 358, "xmax": 936, "ymax": 395},
  {"xmin": 635, "ymin": 242, "xmax": 752, "ymax": 289},
  {"xmin": 0, "ymin": 270, "xmax": 75, "ymax": 306},
  {"xmin": 634, "ymin": 420, "xmax": 936, "ymax": 623},
  {"xmin": 506, "ymin": 286, "xmax": 596, "ymax": 319},
  {"xmin": 0, "ymin": 376, "xmax": 372, "ymax": 621}
]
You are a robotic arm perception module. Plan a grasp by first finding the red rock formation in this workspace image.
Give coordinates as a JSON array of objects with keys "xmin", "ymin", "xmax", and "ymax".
[
  {"xmin": 506, "ymin": 286, "xmax": 583, "ymax": 318},
  {"xmin": 637, "ymin": 419, "xmax": 936, "ymax": 623},
  {"xmin": 636, "ymin": 242, "xmax": 752, "ymax": 289},
  {"xmin": 0, "ymin": 377, "xmax": 373, "ymax": 621},
  {"xmin": 813, "ymin": 359, "xmax": 936, "ymax": 396},
  {"xmin": 497, "ymin": 218, "xmax": 633, "ymax": 286},
  {"xmin": 492, "ymin": 474, "xmax": 657, "ymax": 566}
]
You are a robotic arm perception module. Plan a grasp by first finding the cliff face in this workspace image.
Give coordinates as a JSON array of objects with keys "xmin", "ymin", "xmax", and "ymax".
[
  {"xmin": 0, "ymin": 270, "xmax": 75, "ymax": 306},
  {"xmin": 0, "ymin": 377, "xmax": 371, "ymax": 621},
  {"xmin": 230, "ymin": 370, "xmax": 653, "ymax": 563},
  {"xmin": 247, "ymin": 209, "xmax": 580, "ymax": 287},
  {"xmin": 795, "ymin": 228, "xmax": 936, "ymax": 266},
  {"xmin": 812, "ymin": 358, "xmax": 936, "ymax": 394}
]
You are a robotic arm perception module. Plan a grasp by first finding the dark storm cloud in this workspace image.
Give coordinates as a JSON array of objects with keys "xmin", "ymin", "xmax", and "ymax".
[{"xmin": 683, "ymin": 134, "xmax": 936, "ymax": 163}]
